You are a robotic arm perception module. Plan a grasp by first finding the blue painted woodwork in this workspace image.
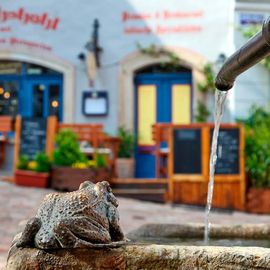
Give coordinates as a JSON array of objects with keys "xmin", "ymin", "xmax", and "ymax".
[{"xmin": 134, "ymin": 72, "xmax": 192, "ymax": 178}]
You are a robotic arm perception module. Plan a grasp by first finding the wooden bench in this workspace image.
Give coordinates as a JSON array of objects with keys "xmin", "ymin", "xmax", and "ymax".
[
  {"xmin": 58, "ymin": 123, "xmax": 105, "ymax": 148},
  {"xmin": 0, "ymin": 116, "xmax": 13, "ymax": 167}
]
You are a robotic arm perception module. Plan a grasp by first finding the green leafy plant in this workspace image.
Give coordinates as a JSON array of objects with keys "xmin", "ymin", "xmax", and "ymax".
[
  {"xmin": 16, "ymin": 152, "xmax": 51, "ymax": 173},
  {"xmin": 197, "ymin": 63, "xmax": 216, "ymax": 94},
  {"xmin": 194, "ymin": 101, "xmax": 210, "ymax": 123},
  {"xmin": 117, "ymin": 126, "xmax": 135, "ymax": 158},
  {"xmin": 17, "ymin": 155, "xmax": 29, "ymax": 170},
  {"xmin": 35, "ymin": 152, "xmax": 51, "ymax": 172},
  {"xmin": 241, "ymin": 106, "xmax": 270, "ymax": 187},
  {"xmin": 136, "ymin": 42, "xmax": 182, "ymax": 71},
  {"xmin": 95, "ymin": 153, "xmax": 107, "ymax": 168},
  {"xmin": 194, "ymin": 62, "xmax": 216, "ymax": 123},
  {"xmin": 53, "ymin": 129, "xmax": 88, "ymax": 166}
]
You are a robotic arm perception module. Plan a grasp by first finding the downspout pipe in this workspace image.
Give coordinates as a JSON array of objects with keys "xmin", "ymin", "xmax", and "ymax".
[{"xmin": 215, "ymin": 17, "xmax": 270, "ymax": 91}]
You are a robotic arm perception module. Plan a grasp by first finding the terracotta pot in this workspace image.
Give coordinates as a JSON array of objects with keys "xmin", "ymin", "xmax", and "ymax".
[
  {"xmin": 115, "ymin": 158, "xmax": 134, "ymax": 178},
  {"xmin": 51, "ymin": 166, "xmax": 112, "ymax": 191},
  {"xmin": 15, "ymin": 170, "xmax": 49, "ymax": 188},
  {"xmin": 247, "ymin": 188, "xmax": 270, "ymax": 214}
]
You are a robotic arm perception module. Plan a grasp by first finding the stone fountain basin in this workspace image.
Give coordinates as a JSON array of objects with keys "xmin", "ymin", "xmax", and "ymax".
[
  {"xmin": 128, "ymin": 223, "xmax": 270, "ymax": 247},
  {"xmin": 6, "ymin": 224, "xmax": 270, "ymax": 270}
]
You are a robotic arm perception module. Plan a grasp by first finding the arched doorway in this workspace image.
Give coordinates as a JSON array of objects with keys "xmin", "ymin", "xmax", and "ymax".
[
  {"xmin": 134, "ymin": 64, "xmax": 192, "ymax": 178},
  {"xmin": 0, "ymin": 60, "xmax": 63, "ymax": 120},
  {"xmin": 119, "ymin": 47, "xmax": 207, "ymax": 178}
]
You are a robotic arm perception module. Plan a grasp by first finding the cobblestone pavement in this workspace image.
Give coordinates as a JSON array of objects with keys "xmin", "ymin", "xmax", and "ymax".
[{"xmin": 1, "ymin": 181, "xmax": 270, "ymax": 269}]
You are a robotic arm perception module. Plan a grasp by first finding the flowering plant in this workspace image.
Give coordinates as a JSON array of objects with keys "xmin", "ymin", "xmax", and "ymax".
[
  {"xmin": 17, "ymin": 152, "xmax": 51, "ymax": 173},
  {"xmin": 71, "ymin": 153, "xmax": 107, "ymax": 169}
]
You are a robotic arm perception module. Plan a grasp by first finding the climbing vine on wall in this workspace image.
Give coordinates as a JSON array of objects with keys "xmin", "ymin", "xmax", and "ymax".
[
  {"xmin": 136, "ymin": 43, "xmax": 182, "ymax": 71},
  {"xmin": 195, "ymin": 62, "xmax": 215, "ymax": 122},
  {"xmin": 194, "ymin": 101, "xmax": 210, "ymax": 123},
  {"xmin": 242, "ymin": 24, "xmax": 270, "ymax": 70},
  {"xmin": 197, "ymin": 63, "xmax": 216, "ymax": 94}
]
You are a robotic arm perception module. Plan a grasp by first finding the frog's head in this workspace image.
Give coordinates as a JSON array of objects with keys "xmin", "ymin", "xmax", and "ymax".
[
  {"xmin": 94, "ymin": 181, "xmax": 118, "ymax": 207},
  {"xmin": 79, "ymin": 180, "xmax": 95, "ymax": 190}
]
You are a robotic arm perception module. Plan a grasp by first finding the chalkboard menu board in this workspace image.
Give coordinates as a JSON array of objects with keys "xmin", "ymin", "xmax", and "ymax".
[
  {"xmin": 20, "ymin": 118, "xmax": 47, "ymax": 160},
  {"xmin": 173, "ymin": 128, "xmax": 201, "ymax": 174},
  {"xmin": 210, "ymin": 128, "xmax": 240, "ymax": 175}
]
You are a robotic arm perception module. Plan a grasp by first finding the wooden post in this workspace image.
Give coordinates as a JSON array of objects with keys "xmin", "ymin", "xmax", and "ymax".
[
  {"xmin": 46, "ymin": 116, "xmax": 58, "ymax": 158},
  {"xmin": 239, "ymin": 124, "xmax": 246, "ymax": 210},
  {"xmin": 13, "ymin": 115, "xmax": 22, "ymax": 171},
  {"xmin": 168, "ymin": 127, "xmax": 174, "ymax": 202}
]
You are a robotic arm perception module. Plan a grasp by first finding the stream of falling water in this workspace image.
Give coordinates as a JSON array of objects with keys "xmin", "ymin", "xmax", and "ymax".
[{"xmin": 204, "ymin": 90, "xmax": 228, "ymax": 244}]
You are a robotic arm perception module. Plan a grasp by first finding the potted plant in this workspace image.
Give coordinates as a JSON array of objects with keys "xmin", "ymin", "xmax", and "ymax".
[
  {"xmin": 115, "ymin": 126, "xmax": 135, "ymax": 178},
  {"xmin": 15, "ymin": 152, "xmax": 51, "ymax": 188},
  {"xmin": 243, "ymin": 106, "xmax": 270, "ymax": 213},
  {"xmin": 51, "ymin": 129, "xmax": 111, "ymax": 191}
]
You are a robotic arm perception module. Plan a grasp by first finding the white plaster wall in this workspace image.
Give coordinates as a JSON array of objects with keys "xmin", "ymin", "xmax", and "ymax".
[{"xmin": 0, "ymin": 0, "xmax": 234, "ymax": 133}]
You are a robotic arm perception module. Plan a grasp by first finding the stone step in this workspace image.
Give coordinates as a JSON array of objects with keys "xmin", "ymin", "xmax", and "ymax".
[{"xmin": 111, "ymin": 178, "xmax": 168, "ymax": 203}]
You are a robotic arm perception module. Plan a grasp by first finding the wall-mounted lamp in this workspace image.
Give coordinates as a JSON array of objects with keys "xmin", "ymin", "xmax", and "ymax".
[
  {"xmin": 78, "ymin": 19, "xmax": 103, "ymax": 85},
  {"xmin": 78, "ymin": 19, "xmax": 103, "ymax": 67}
]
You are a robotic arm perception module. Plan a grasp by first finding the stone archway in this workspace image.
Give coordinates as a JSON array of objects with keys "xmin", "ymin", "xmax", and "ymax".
[
  {"xmin": 118, "ymin": 47, "xmax": 207, "ymax": 130},
  {"xmin": 0, "ymin": 48, "xmax": 75, "ymax": 122}
]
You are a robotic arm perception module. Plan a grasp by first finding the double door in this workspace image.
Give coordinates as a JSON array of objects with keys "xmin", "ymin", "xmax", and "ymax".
[{"xmin": 134, "ymin": 73, "xmax": 192, "ymax": 178}]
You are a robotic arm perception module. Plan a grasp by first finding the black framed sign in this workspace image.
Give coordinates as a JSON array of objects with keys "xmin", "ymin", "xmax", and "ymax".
[
  {"xmin": 173, "ymin": 128, "xmax": 202, "ymax": 174},
  {"xmin": 20, "ymin": 117, "xmax": 47, "ymax": 160},
  {"xmin": 210, "ymin": 127, "xmax": 240, "ymax": 175},
  {"xmin": 82, "ymin": 91, "xmax": 108, "ymax": 116}
]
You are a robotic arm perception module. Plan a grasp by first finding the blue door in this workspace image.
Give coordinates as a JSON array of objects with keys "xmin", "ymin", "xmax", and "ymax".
[
  {"xmin": 134, "ymin": 73, "xmax": 192, "ymax": 178},
  {"xmin": 20, "ymin": 77, "xmax": 63, "ymax": 121}
]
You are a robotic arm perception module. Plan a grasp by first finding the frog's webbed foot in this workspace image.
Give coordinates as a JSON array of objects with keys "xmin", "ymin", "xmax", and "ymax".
[
  {"xmin": 16, "ymin": 217, "xmax": 41, "ymax": 248},
  {"xmin": 76, "ymin": 238, "xmax": 130, "ymax": 249},
  {"xmin": 53, "ymin": 217, "xmax": 111, "ymax": 248},
  {"xmin": 74, "ymin": 238, "xmax": 130, "ymax": 248}
]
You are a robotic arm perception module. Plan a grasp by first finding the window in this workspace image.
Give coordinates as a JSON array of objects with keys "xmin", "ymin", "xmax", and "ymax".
[
  {"xmin": 0, "ymin": 81, "xmax": 19, "ymax": 118},
  {"xmin": 49, "ymin": 84, "xmax": 61, "ymax": 119}
]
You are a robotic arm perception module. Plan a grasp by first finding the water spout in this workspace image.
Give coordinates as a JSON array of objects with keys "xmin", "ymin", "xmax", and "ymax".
[{"xmin": 215, "ymin": 17, "xmax": 270, "ymax": 91}]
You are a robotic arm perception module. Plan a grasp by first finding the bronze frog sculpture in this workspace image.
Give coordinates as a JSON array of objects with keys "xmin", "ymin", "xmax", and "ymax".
[{"xmin": 16, "ymin": 181, "xmax": 126, "ymax": 249}]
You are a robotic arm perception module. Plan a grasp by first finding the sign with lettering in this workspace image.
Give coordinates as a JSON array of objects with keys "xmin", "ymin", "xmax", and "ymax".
[
  {"xmin": 173, "ymin": 128, "xmax": 202, "ymax": 174},
  {"xmin": 19, "ymin": 118, "xmax": 47, "ymax": 160},
  {"xmin": 0, "ymin": 1, "xmax": 234, "ymax": 61},
  {"xmin": 210, "ymin": 127, "xmax": 240, "ymax": 175},
  {"xmin": 0, "ymin": 6, "xmax": 59, "ymax": 30}
]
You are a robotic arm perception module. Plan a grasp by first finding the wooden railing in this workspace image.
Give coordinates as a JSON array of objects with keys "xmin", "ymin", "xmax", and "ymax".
[{"xmin": 152, "ymin": 123, "xmax": 171, "ymax": 178}]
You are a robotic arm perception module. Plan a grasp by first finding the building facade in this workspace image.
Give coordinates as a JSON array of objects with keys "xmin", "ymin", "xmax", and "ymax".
[{"xmin": 0, "ymin": 0, "xmax": 248, "ymax": 177}]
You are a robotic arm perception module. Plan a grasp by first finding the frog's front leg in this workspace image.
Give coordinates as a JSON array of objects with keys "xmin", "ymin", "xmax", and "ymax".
[
  {"xmin": 16, "ymin": 217, "xmax": 41, "ymax": 248},
  {"xmin": 108, "ymin": 206, "xmax": 125, "ymax": 242},
  {"xmin": 53, "ymin": 217, "xmax": 111, "ymax": 248}
]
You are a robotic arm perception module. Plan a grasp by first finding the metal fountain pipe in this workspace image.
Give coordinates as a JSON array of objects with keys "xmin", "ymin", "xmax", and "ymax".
[{"xmin": 215, "ymin": 17, "xmax": 270, "ymax": 91}]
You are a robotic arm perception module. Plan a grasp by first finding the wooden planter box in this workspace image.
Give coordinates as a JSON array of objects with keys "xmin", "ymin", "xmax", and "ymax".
[
  {"xmin": 15, "ymin": 170, "xmax": 49, "ymax": 188},
  {"xmin": 51, "ymin": 166, "xmax": 112, "ymax": 191},
  {"xmin": 247, "ymin": 188, "xmax": 270, "ymax": 214}
]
